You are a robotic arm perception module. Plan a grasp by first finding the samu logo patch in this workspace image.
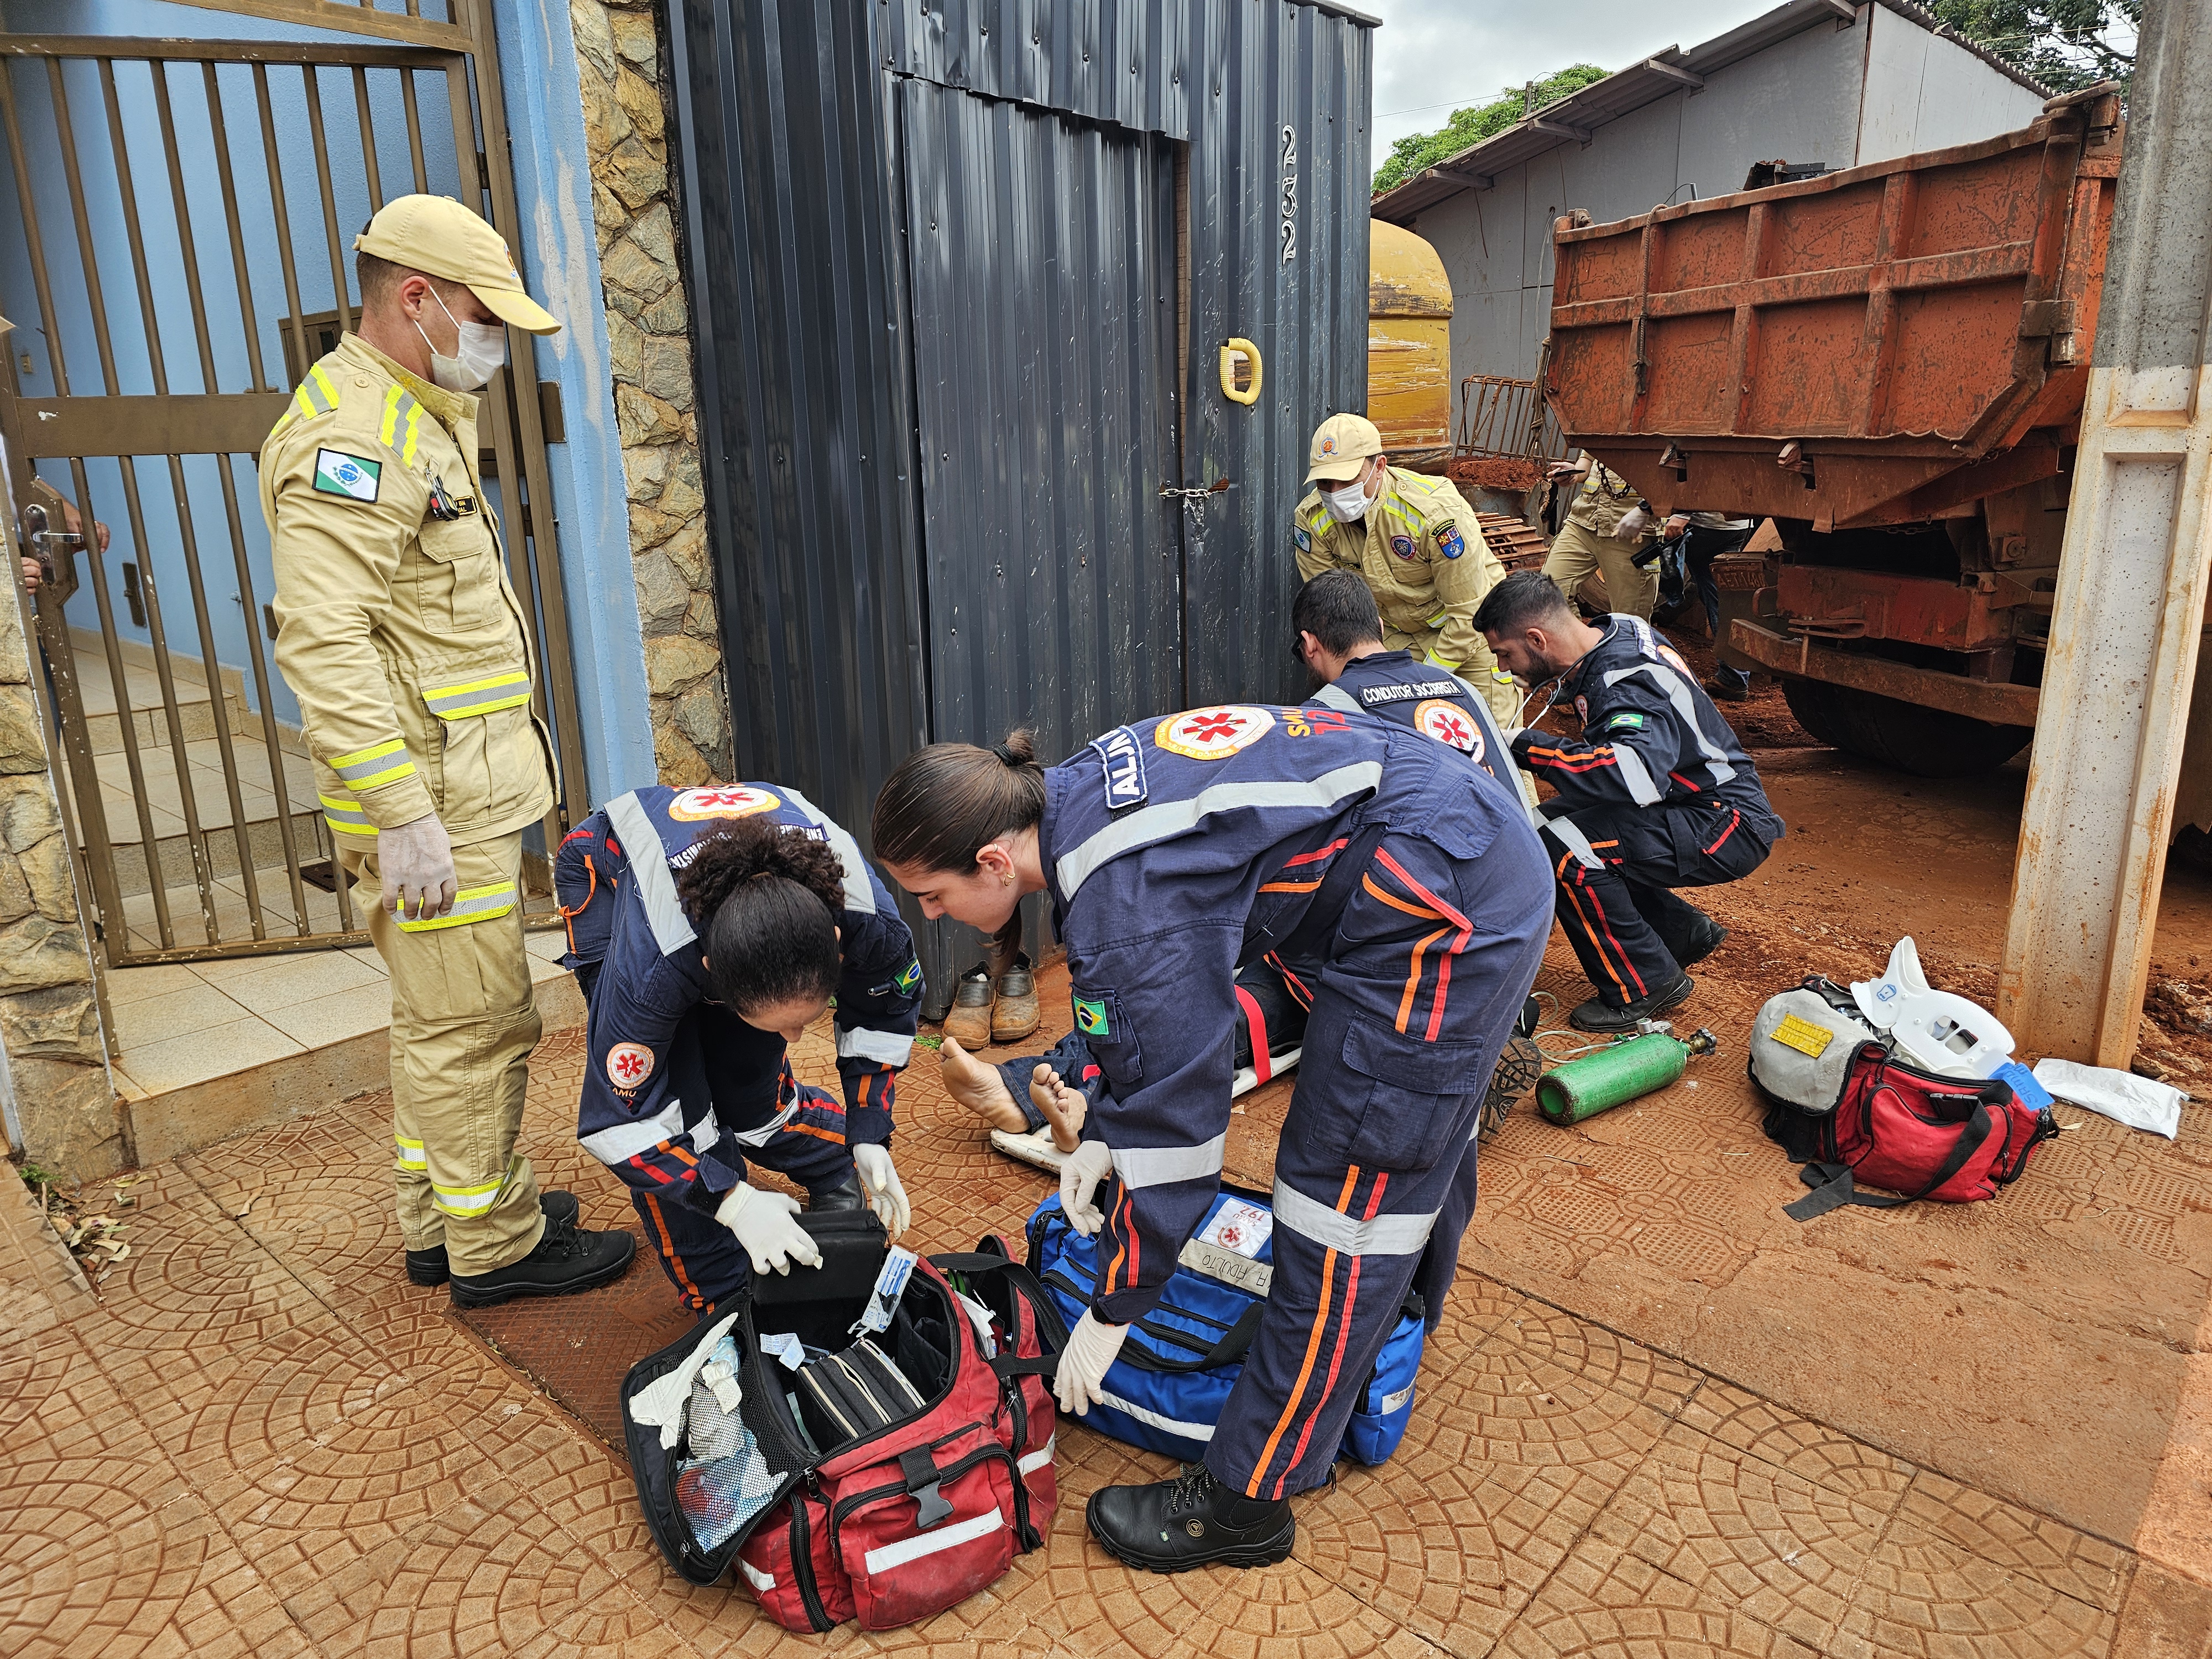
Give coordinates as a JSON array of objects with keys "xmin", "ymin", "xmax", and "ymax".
[
  {"xmin": 1089, "ymin": 724, "xmax": 1149, "ymax": 811},
  {"xmin": 1073, "ymin": 994, "xmax": 1110, "ymax": 1038},
  {"xmin": 312, "ymin": 448, "xmax": 381, "ymax": 502}
]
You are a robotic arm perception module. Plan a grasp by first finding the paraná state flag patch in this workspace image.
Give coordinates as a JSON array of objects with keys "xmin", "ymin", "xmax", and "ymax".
[{"xmin": 312, "ymin": 449, "xmax": 382, "ymax": 502}]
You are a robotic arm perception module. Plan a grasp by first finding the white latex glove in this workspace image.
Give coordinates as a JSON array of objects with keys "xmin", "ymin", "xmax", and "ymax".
[
  {"xmin": 1611, "ymin": 505, "xmax": 1652, "ymax": 540},
  {"xmin": 714, "ymin": 1182, "xmax": 824, "ymax": 1276},
  {"xmin": 378, "ymin": 811, "xmax": 456, "ymax": 922},
  {"xmin": 1053, "ymin": 1310, "xmax": 1130, "ymax": 1416},
  {"xmin": 1058, "ymin": 1139, "xmax": 1115, "ymax": 1237},
  {"xmin": 851, "ymin": 1142, "xmax": 911, "ymax": 1241}
]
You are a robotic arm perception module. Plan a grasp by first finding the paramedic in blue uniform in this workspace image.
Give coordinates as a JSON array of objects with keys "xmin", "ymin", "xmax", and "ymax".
[
  {"xmin": 1292, "ymin": 569, "xmax": 1524, "ymax": 800},
  {"xmin": 1477, "ymin": 570, "xmax": 1784, "ymax": 1033},
  {"xmin": 872, "ymin": 714, "xmax": 1551, "ymax": 1572},
  {"xmin": 556, "ymin": 784, "xmax": 923, "ymax": 1313}
]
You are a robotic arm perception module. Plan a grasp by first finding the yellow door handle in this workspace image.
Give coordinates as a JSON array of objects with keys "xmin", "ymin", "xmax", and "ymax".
[{"xmin": 1220, "ymin": 338, "xmax": 1262, "ymax": 405}]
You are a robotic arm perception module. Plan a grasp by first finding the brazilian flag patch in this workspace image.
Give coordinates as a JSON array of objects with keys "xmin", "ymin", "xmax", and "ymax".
[
  {"xmin": 894, "ymin": 958, "xmax": 922, "ymax": 997},
  {"xmin": 1608, "ymin": 711, "xmax": 1646, "ymax": 731},
  {"xmin": 1073, "ymin": 994, "xmax": 1110, "ymax": 1038},
  {"xmin": 312, "ymin": 448, "xmax": 382, "ymax": 503}
]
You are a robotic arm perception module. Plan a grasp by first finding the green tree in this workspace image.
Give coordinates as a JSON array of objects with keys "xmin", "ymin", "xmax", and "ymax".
[
  {"xmin": 1372, "ymin": 64, "xmax": 1610, "ymax": 196},
  {"xmin": 1924, "ymin": 0, "xmax": 2140, "ymax": 95}
]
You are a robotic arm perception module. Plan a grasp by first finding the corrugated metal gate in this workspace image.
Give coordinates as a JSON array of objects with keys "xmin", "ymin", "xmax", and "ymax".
[
  {"xmin": 0, "ymin": 16, "xmax": 583, "ymax": 969},
  {"xmin": 669, "ymin": 0, "xmax": 1374, "ymax": 1008}
]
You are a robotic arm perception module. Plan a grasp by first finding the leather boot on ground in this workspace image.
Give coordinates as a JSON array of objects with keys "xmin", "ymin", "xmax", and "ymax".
[
  {"xmin": 406, "ymin": 1188, "xmax": 579, "ymax": 1287},
  {"xmin": 1569, "ymin": 971, "xmax": 1694, "ymax": 1034},
  {"xmin": 448, "ymin": 1209, "xmax": 636, "ymax": 1309},
  {"xmin": 990, "ymin": 952, "xmax": 1040, "ymax": 1044},
  {"xmin": 941, "ymin": 962, "xmax": 996, "ymax": 1048},
  {"xmin": 808, "ymin": 1175, "xmax": 864, "ymax": 1213},
  {"xmin": 1674, "ymin": 912, "xmax": 1728, "ymax": 967},
  {"xmin": 1086, "ymin": 1463, "xmax": 1294, "ymax": 1573}
]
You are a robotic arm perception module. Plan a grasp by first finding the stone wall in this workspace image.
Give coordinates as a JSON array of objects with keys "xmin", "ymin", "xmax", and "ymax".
[
  {"xmin": 0, "ymin": 580, "xmax": 121, "ymax": 1182},
  {"xmin": 568, "ymin": 0, "xmax": 732, "ymax": 786}
]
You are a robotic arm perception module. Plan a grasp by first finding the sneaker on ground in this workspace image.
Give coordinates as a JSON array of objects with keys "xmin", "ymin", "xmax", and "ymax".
[
  {"xmin": 1568, "ymin": 971, "xmax": 1694, "ymax": 1034},
  {"xmin": 1086, "ymin": 1463, "xmax": 1294, "ymax": 1574},
  {"xmin": 448, "ymin": 1211, "xmax": 636, "ymax": 1308},
  {"xmin": 406, "ymin": 1188, "xmax": 580, "ymax": 1287}
]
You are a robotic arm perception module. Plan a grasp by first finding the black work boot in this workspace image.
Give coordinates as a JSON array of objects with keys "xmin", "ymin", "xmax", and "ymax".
[
  {"xmin": 1674, "ymin": 913, "xmax": 1729, "ymax": 967},
  {"xmin": 1086, "ymin": 1463, "xmax": 1294, "ymax": 1573},
  {"xmin": 808, "ymin": 1175, "xmax": 864, "ymax": 1213},
  {"xmin": 1569, "ymin": 971, "xmax": 1693, "ymax": 1034},
  {"xmin": 406, "ymin": 1189, "xmax": 579, "ymax": 1287},
  {"xmin": 448, "ymin": 1209, "xmax": 635, "ymax": 1308}
]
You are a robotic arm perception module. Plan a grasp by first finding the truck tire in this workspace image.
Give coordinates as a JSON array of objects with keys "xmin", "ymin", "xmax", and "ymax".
[{"xmin": 1780, "ymin": 679, "xmax": 2032, "ymax": 778}]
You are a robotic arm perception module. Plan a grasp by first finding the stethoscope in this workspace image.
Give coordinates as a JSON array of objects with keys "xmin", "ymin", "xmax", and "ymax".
[{"xmin": 1514, "ymin": 673, "xmax": 1569, "ymax": 731}]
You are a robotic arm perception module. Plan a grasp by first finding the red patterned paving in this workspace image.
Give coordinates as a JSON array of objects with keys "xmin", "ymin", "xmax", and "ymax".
[{"xmin": 0, "ymin": 958, "xmax": 2193, "ymax": 1658}]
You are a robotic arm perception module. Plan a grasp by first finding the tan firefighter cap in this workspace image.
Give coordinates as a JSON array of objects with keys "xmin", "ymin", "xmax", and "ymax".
[
  {"xmin": 1306, "ymin": 413, "xmax": 1384, "ymax": 483},
  {"xmin": 353, "ymin": 194, "xmax": 559, "ymax": 335}
]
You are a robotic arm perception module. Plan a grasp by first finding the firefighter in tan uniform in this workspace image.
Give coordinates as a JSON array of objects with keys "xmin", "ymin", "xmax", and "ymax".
[
  {"xmin": 1291, "ymin": 414, "xmax": 1516, "ymax": 725},
  {"xmin": 1542, "ymin": 457, "xmax": 1659, "ymax": 619},
  {"xmin": 258, "ymin": 195, "xmax": 633, "ymax": 1307}
]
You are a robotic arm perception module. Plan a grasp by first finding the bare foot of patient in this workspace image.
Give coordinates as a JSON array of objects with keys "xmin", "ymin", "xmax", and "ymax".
[
  {"xmin": 1029, "ymin": 1065, "xmax": 1087, "ymax": 1153},
  {"xmin": 939, "ymin": 1036, "xmax": 1030, "ymax": 1133}
]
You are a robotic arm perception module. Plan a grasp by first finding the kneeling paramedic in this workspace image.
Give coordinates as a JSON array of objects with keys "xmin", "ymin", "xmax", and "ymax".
[
  {"xmin": 259, "ymin": 193, "xmax": 631, "ymax": 1306},
  {"xmin": 872, "ymin": 716, "xmax": 1551, "ymax": 1572},
  {"xmin": 1478, "ymin": 571, "xmax": 1784, "ymax": 1033},
  {"xmin": 1291, "ymin": 568, "xmax": 1530, "ymax": 808},
  {"xmin": 557, "ymin": 785, "xmax": 921, "ymax": 1313}
]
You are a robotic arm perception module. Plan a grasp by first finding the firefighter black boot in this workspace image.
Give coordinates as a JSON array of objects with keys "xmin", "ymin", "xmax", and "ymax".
[{"xmin": 406, "ymin": 1188, "xmax": 581, "ymax": 1287}]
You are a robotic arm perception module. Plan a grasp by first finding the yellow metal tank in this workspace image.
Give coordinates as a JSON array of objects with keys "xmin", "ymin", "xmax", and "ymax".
[{"xmin": 1368, "ymin": 220, "xmax": 1452, "ymax": 468}]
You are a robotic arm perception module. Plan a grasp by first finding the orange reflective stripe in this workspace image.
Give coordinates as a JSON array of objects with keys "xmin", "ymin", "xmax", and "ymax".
[
  {"xmin": 1258, "ymin": 878, "xmax": 1323, "ymax": 894},
  {"xmin": 1247, "ymin": 1167, "xmax": 1361, "ymax": 1498},
  {"xmin": 1398, "ymin": 925, "xmax": 1451, "ymax": 1034},
  {"xmin": 642, "ymin": 1194, "xmax": 703, "ymax": 1308},
  {"xmin": 1361, "ymin": 873, "xmax": 1443, "ymax": 922}
]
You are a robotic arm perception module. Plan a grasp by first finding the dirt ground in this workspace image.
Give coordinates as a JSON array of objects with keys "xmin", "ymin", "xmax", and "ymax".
[{"xmin": 1446, "ymin": 611, "xmax": 2212, "ymax": 1570}]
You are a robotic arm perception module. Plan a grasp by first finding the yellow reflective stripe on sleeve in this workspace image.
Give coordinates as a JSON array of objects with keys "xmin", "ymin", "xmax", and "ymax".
[
  {"xmin": 394, "ymin": 881, "xmax": 520, "ymax": 933},
  {"xmin": 293, "ymin": 383, "xmax": 319, "ymax": 420},
  {"xmin": 394, "ymin": 1134, "xmax": 427, "ymax": 1169},
  {"xmin": 378, "ymin": 384, "xmax": 424, "ymax": 467},
  {"xmin": 329, "ymin": 738, "xmax": 415, "ymax": 789},
  {"xmin": 421, "ymin": 670, "xmax": 531, "ymax": 721},
  {"xmin": 293, "ymin": 367, "xmax": 337, "ymax": 420},
  {"xmin": 310, "ymin": 364, "xmax": 340, "ymax": 410},
  {"xmin": 319, "ymin": 792, "xmax": 375, "ymax": 837}
]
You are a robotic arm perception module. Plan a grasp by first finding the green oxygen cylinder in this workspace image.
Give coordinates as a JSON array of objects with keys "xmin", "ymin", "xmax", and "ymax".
[{"xmin": 1535, "ymin": 1028, "xmax": 1717, "ymax": 1126}]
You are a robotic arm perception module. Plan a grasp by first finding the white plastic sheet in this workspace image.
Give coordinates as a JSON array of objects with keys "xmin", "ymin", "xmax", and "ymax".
[{"xmin": 2031, "ymin": 1057, "xmax": 2186, "ymax": 1140}]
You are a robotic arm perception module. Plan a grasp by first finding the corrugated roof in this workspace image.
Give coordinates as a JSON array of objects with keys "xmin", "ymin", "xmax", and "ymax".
[{"xmin": 1371, "ymin": 0, "xmax": 2053, "ymax": 222}]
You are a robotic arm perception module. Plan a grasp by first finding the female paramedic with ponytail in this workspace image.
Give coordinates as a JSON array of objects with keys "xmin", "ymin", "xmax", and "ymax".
[
  {"xmin": 873, "ymin": 719, "xmax": 1551, "ymax": 1572},
  {"xmin": 557, "ymin": 786, "xmax": 924, "ymax": 1313}
]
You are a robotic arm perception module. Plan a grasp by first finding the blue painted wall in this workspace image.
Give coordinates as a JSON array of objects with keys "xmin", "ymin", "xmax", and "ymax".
[{"xmin": 0, "ymin": 0, "xmax": 651, "ymax": 807}]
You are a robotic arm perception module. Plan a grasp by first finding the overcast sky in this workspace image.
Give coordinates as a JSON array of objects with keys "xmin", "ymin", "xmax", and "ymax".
[{"xmin": 1365, "ymin": 0, "xmax": 1783, "ymax": 162}]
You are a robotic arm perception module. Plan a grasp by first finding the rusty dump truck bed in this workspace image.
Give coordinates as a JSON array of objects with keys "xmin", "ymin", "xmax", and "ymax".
[{"xmin": 1545, "ymin": 92, "xmax": 2123, "ymax": 529}]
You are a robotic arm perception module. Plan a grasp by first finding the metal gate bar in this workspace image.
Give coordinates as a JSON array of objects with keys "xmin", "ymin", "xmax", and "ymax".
[{"xmin": 0, "ymin": 30, "xmax": 581, "ymax": 965}]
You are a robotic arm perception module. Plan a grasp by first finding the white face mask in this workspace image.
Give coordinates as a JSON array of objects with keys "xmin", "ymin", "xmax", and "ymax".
[
  {"xmin": 1322, "ymin": 466, "xmax": 1373, "ymax": 524},
  {"xmin": 415, "ymin": 286, "xmax": 507, "ymax": 392}
]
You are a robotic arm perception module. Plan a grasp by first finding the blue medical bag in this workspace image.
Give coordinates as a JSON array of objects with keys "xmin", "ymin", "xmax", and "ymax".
[{"xmin": 1025, "ymin": 1184, "xmax": 1426, "ymax": 1467}]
